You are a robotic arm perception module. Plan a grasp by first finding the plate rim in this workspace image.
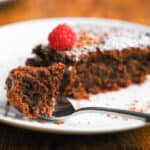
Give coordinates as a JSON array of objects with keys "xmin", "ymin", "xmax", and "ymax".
[
  {"xmin": 0, "ymin": 115, "xmax": 148, "ymax": 135},
  {"xmin": 0, "ymin": 17, "xmax": 150, "ymax": 30}
]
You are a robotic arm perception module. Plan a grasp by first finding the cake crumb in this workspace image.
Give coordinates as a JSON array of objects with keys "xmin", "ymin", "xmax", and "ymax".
[
  {"xmin": 129, "ymin": 106, "xmax": 144, "ymax": 113},
  {"xmin": 54, "ymin": 121, "xmax": 64, "ymax": 125},
  {"xmin": 38, "ymin": 120, "xmax": 46, "ymax": 124},
  {"xmin": 111, "ymin": 116, "xmax": 118, "ymax": 119},
  {"xmin": 106, "ymin": 113, "xmax": 111, "ymax": 118}
]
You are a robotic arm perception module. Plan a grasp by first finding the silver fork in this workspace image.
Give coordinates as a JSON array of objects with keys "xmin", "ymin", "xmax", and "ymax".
[{"xmin": 39, "ymin": 97, "xmax": 150, "ymax": 122}]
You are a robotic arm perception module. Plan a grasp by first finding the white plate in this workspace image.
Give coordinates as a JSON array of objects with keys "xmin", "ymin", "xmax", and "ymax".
[{"xmin": 0, "ymin": 18, "xmax": 150, "ymax": 134}]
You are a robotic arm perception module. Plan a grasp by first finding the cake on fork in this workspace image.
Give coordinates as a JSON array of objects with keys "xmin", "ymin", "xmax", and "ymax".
[{"xmin": 6, "ymin": 63, "xmax": 65, "ymax": 118}]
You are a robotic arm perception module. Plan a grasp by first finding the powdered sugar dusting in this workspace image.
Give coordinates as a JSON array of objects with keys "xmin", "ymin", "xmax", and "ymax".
[
  {"xmin": 101, "ymin": 29, "xmax": 150, "ymax": 50},
  {"xmin": 63, "ymin": 24, "xmax": 150, "ymax": 61}
]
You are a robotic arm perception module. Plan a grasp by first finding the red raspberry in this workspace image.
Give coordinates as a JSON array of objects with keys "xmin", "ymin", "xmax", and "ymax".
[{"xmin": 48, "ymin": 24, "xmax": 76, "ymax": 51}]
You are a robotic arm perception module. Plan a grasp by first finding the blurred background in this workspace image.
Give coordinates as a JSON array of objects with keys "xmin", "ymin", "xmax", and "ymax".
[{"xmin": 0, "ymin": 0, "xmax": 149, "ymax": 25}]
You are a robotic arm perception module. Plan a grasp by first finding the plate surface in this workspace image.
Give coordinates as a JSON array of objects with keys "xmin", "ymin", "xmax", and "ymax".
[{"xmin": 0, "ymin": 18, "xmax": 150, "ymax": 134}]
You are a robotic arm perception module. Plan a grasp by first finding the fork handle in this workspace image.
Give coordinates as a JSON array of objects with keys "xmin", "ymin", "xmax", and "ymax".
[{"xmin": 76, "ymin": 107, "xmax": 150, "ymax": 122}]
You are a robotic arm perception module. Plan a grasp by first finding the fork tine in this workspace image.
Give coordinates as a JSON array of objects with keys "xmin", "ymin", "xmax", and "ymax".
[{"xmin": 4, "ymin": 101, "xmax": 10, "ymax": 116}]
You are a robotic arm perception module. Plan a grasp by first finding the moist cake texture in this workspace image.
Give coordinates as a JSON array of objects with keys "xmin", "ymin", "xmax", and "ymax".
[
  {"xmin": 6, "ymin": 63, "xmax": 65, "ymax": 118},
  {"xmin": 26, "ymin": 25, "xmax": 150, "ymax": 99}
]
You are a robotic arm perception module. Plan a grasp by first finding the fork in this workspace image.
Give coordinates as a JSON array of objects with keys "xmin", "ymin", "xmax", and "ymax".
[{"xmin": 39, "ymin": 97, "xmax": 150, "ymax": 122}]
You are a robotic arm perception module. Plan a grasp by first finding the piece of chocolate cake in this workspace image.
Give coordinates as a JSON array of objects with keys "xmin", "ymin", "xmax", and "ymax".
[
  {"xmin": 26, "ymin": 24, "xmax": 150, "ymax": 99},
  {"xmin": 5, "ymin": 63, "xmax": 65, "ymax": 118}
]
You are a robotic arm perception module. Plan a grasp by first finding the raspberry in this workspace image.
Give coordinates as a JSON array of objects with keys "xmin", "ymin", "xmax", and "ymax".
[{"xmin": 48, "ymin": 24, "xmax": 76, "ymax": 51}]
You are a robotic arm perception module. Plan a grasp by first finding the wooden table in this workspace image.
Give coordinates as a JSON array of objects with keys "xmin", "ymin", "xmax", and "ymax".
[{"xmin": 0, "ymin": 0, "xmax": 150, "ymax": 149}]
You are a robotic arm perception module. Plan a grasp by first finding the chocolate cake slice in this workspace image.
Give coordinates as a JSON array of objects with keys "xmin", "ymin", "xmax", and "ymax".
[
  {"xmin": 5, "ymin": 63, "xmax": 65, "ymax": 118},
  {"xmin": 26, "ymin": 25, "xmax": 150, "ymax": 99}
]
